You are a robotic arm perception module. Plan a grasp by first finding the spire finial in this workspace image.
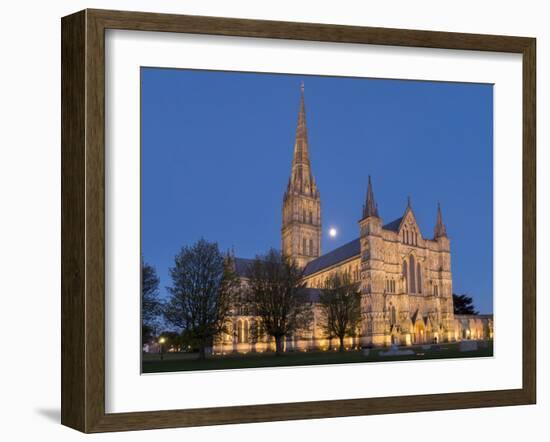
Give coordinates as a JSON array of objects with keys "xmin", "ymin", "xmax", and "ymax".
[
  {"xmin": 363, "ymin": 175, "xmax": 379, "ymax": 219},
  {"xmin": 287, "ymin": 82, "xmax": 315, "ymax": 195},
  {"xmin": 407, "ymin": 195, "xmax": 412, "ymax": 209},
  {"xmin": 434, "ymin": 201, "xmax": 448, "ymax": 238}
]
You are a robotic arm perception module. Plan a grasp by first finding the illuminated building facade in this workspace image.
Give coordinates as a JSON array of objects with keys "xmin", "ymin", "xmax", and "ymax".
[{"xmin": 213, "ymin": 85, "xmax": 492, "ymax": 354}]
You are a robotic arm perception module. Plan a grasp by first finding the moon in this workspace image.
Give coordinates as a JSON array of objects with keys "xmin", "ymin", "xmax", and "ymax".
[{"xmin": 328, "ymin": 227, "xmax": 337, "ymax": 238}]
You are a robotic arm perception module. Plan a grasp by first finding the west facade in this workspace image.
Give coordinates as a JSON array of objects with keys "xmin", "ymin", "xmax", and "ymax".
[{"xmin": 213, "ymin": 85, "xmax": 492, "ymax": 355}]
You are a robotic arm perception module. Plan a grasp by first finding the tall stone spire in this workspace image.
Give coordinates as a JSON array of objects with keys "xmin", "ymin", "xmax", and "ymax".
[
  {"xmin": 362, "ymin": 175, "xmax": 379, "ymax": 218},
  {"xmin": 434, "ymin": 202, "xmax": 448, "ymax": 238},
  {"xmin": 287, "ymin": 81, "xmax": 317, "ymax": 197},
  {"xmin": 282, "ymin": 82, "xmax": 321, "ymax": 268}
]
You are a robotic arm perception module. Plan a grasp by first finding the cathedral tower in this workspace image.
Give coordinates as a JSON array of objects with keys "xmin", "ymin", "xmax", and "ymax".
[
  {"xmin": 433, "ymin": 203, "xmax": 455, "ymax": 340},
  {"xmin": 282, "ymin": 83, "xmax": 321, "ymax": 268},
  {"xmin": 358, "ymin": 176, "xmax": 389, "ymax": 346}
]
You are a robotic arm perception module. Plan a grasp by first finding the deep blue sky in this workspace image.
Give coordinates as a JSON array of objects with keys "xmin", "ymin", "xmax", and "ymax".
[{"xmin": 141, "ymin": 68, "xmax": 493, "ymax": 314}]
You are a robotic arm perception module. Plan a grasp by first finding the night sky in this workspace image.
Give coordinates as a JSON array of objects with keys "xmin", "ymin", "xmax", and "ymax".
[{"xmin": 141, "ymin": 68, "xmax": 493, "ymax": 314}]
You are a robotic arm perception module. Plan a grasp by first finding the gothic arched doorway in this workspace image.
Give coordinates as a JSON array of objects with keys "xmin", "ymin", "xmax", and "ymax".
[{"xmin": 413, "ymin": 319, "xmax": 426, "ymax": 345}]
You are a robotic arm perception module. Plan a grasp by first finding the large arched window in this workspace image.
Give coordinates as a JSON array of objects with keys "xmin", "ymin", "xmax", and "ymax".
[
  {"xmin": 402, "ymin": 260, "xmax": 408, "ymax": 293},
  {"xmin": 402, "ymin": 230, "xmax": 406, "ymax": 243},
  {"xmin": 237, "ymin": 319, "xmax": 243, "ymax": 343},
  {"xmin": 309, "ymin": 210, "xmax": 313, "ymax": 224},
  {"xmin": 237, "ymin": 319, "xmax": 249, "ymax": 344},
  {"xmin": 303, "ymin": 208, "xmax": 306, "ymax": 223},
  {"xmin": 303, "ymin": 238, "xmax": 307, "ymax": 255},
  {"xmin": 417, "ymin": 263, "xmax": 422, "ymax": 294},
  {"xmin": 309, "ymin": 239, "xmax": 313, "ymax": 256},
  {"xmin": 409, "ymin": 255, "xmax": 416, "ymax": 293},
  {"xmin": 391, "ymin": 306, "xmax": 397, "ymax": 325}
]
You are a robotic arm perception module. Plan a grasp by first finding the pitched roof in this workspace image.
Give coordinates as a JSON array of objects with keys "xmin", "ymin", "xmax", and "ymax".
[
  {"xmin": 231, "ymin": 259, "xmax": 326, "ymax": 302},
  {"xmin": 238, "ymin": 218, "xmax": 404, "ymax": 280},
  {"xmin": 234, "ymin": 257, "xmax": 255, "ymax": 278},
  {"xmin": 382, "ymin": 216, "xmax": 403, "ymax": 232},
  {"xmin": 299, "ymin": 287, "xmax": 324, "ymax": 302},
  {"xmin": 455, "ymin": 314, "xmax": 494, "ymax": 320},
  {"xmin": 303, "ymin": 238, "xmax": 360, "ymax": 276}
]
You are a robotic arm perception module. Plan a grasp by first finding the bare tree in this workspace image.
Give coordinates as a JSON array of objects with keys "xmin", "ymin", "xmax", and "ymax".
[
  {"xmin": 141, "ymin": 260, "xmax": 162, "ymax": 343},
  {"xmin": 246, "ymin": 249, "xmax": 311, "ymax": 355},
  {"xmin": 164, "ymin": 239, "xmax": 240, "ymax": 359},
  {"xmin": 319, "ymin": 272, "xmax": 361, "ymax": 352}
]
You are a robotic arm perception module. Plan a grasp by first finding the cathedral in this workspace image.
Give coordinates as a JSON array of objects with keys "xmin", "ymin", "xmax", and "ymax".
[{"xmin": 213, "ymin": 84, "xmax": 492, "ymax": 354}]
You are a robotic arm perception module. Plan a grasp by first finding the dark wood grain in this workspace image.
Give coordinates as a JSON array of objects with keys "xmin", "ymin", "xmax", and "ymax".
[
  {"xmin": 85, "ymin": 8, "xmax": 108, "ymax": 433},
  {"xmin": 61, "ymin": 9, "xmax": 537, "ymax": 433},
  {"xmin": 522, "ymin": 38, "xmax": 536, "ymax": 403},
  {"xmin": 61, "ymin": 10, "xmax": 86, "ymax": 431},
  {"xmin": 90, "ymin": 8, "xmax": 533, "ymax": 52}
]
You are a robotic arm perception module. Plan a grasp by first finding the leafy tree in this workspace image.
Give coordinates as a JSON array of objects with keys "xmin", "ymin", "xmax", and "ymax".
[
  {"xmin": 453, "ymin": 293, "xmax": 479, "ymax": 315},
  {"xmin": 246, "ymin": 249, "xmax": 312, "ymax": 355},
  {"xmin": 164, "ymin": 239, "xmax": 240, "ymax": 359},
  {"xmin": 142, "ymin": 260, "xmax": 162, "ymax": 343},
  {"xmin": 319, "ymin": 272, "xmax": 362, "ymax": 352}
]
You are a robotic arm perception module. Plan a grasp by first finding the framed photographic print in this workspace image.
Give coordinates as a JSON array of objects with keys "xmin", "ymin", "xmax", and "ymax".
[{"xmin": 61, "ymin": 9, "xmax": 536, "ymax": 433}]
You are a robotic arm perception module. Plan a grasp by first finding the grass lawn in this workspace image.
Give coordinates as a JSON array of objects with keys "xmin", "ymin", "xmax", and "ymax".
[{"xmin": 142, "ymin": 341, "xmax": 493, "ymax": 373}]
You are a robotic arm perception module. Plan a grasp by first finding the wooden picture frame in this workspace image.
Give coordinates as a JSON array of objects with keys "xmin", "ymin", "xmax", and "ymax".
[{"xmin": 61, "ymin": 8, "xmax": 536, "ymax": 433}]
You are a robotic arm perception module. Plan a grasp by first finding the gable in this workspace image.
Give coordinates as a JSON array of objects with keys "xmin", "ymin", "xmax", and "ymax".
[
  {"xmin": 400, "ymin": 208, "xmax": 417, "ymax": 231},
  {"xmin": 398, "ymin": 208, "xmax": 423, "ymax": 240}
]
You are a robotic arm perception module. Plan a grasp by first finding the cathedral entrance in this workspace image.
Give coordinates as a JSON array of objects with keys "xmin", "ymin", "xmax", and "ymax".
[
  {"xmin": 413, "ymin": 319, "xmax": 426, "ymax": 345},
  {"xmin": 390, "ymin": 324, "xmax": 401, "ymax": 346}
]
